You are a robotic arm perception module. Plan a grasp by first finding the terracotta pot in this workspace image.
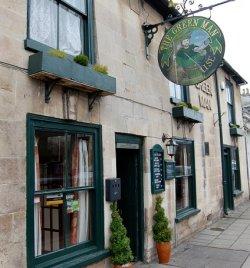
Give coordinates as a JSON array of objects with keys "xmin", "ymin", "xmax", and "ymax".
[
  {"xmin": 156, "ymin": 242, "xmax": 171, "ymax": 264},
  {"xmin": 113, "ymin": 263, "xmax": 133, "ymax": 268}
]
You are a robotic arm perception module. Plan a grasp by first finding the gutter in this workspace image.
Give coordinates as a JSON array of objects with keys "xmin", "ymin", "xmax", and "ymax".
[{"xmin": 214, "ymin": 71, "xmax": 227, "ymax": 215}]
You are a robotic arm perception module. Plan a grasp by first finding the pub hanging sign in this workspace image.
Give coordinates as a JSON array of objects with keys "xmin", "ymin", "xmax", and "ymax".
[{"xmin": 158, "ymin": 16, "xmax": 225, "ymax": 86}]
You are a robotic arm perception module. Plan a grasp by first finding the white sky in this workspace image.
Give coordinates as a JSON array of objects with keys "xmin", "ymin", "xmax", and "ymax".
[{"xmin": 186, "ymin": 0, "xmax": 249, "ymax": 86}]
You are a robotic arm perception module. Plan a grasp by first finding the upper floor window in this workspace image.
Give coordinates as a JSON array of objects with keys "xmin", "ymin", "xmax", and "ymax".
[
  {"xmin": 226, "ymin": 80, "xmax": 235, "ymax": 124},
  {"xmin": 169, "ymin": 81, "xmax": 188, "ymax": 102},
  {"xmin": 29, "ymin": 0, "xmax": 89, "ymax": 56}
]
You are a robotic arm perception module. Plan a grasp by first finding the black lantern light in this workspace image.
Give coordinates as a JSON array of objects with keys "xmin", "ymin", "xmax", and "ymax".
[{"xmin": 162, "ymin": 133, "xmax": 178, "ymax": 158}]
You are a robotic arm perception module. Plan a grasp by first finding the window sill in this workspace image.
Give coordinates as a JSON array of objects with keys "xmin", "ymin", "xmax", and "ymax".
[
  {"xmin": 233, "ymin": 190, "xmax": 243, "ymax": 197},
  {"xmin": 175, "ymin": 208, "xmax": 201, "ymax": 223},
  {"xmin": 35, "ymin": 248, "xmax": 109, "ymax": 268},
  {"xmin": 170, "ymin": 97, "xmax": 182, "ymax": 105}
]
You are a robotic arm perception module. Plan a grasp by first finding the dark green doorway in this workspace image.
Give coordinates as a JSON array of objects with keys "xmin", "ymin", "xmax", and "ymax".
[
  {"xmin": 115, "ymin": 134, "xmax": 144, "ymax": 262},
  {"xmin": 223, "ymin": 146, "xmax": 234, "ymax": 211}
]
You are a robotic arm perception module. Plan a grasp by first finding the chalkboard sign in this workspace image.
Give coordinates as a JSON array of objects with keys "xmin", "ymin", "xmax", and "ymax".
[
  {"xmin": 165, "ymin": 160, "xmax": 175, "ymax": 180},
  {"xmin": 150, "ymin": 144, "xmax": 165, "ymax": 194}
]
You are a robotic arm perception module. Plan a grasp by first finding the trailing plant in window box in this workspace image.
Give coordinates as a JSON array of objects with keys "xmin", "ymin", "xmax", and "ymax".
[
  {"xmin": 229, "ymin": 123, "xmax": 241, "ymax": 129},
  {"xmin": 74, "ymin": 54, "xmax": 89, "ymax": 66},
  {"xmin": 48, "ymin": 49, "xmax": 67, "ymax": 59},
  {"xmin": 93, "ymin": 64, "xmax": 108, "ymax": 75},
  {"xmin": 177, "ymin": 102, "xmax": 200, "ymax": 112},
  {"xmin": 109, "ymin": 202, "xmax": 133, "ymax": 268}
]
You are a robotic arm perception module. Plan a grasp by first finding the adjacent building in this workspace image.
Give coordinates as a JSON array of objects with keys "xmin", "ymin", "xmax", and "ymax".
[{"xmin": 0, "ymin": 0, "xmax": 248, "ymax": 267}]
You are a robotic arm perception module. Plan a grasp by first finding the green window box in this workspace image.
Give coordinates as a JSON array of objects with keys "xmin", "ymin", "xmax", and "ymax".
[
  {"xmin": 28, "ymin": 52, "xmax": 116, "ymax": 95},
  {"xmin": 230, "ymin": 127, "xmax": 244, "ymax": 137},
  {"xmin": 172, "ymin": 106, "xmax": 203, "ymax": 123}
]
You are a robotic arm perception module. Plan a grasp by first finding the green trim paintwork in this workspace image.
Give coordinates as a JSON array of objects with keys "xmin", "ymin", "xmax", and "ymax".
[
  {"xmin": 26, "ymin": 113, "xmax": 106, "ymax": 268},
  {"xmin": 115, "ymin": 133, "xmax": 145, "ymax": 262},
  {"xmin": 172, "ymin": 106, "xmax": 203, "ymax": 123},
  {"xmin": 28, "ymin": 52, "xmax": 116, "ymax": 95}
]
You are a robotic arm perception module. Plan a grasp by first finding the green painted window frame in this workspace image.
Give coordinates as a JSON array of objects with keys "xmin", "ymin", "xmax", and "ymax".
[
  {"xmin": 170, "ymin": 82, "xmax": 190, "ymax": 105},
  {"xmin": 26, "ymin": 114, "xmax": 107, "ymax": 268},
  {"xmin": 174, "ymin": 138, "xmax": 199, "ymax": 223},
  {"xmin": 226, "ymin": 79, "xmax": 236, "ymax": 125},
  {"xmin": 25, "ymin": 0, "xmax": 95, "ymax": 63}
]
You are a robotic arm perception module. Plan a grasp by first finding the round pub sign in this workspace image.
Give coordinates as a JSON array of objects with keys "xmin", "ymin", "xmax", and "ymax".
[{"xmin": 158, "ymin": 16, "xmax": 225, "ymax": 86}]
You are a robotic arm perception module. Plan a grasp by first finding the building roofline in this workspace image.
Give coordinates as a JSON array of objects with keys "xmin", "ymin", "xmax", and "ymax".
[
  {"xmin": 221, "ymin": 59, "xmax": 247, "ymax": 86},
  {"xmin": 144, "ymin": 0, "xmax": 179, "ymax": 20}
]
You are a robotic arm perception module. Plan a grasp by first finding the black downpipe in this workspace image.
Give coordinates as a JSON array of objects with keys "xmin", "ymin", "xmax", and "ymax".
[{"xmin": 214, "ymin": 71, "xmax": 227, "ymax": 215}]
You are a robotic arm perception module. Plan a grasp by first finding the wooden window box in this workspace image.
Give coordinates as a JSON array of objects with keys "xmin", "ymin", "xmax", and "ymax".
[
  {"xmin": 172, "ymin": 106, "xmax": 203, "ymax": 123},
  {"xmin": 230, "ymin": 127, "xmax": 244, "ymax": 137},
  {"xmin": 28, "ymin": 52, "xmax": 116, "ymax": 96}
]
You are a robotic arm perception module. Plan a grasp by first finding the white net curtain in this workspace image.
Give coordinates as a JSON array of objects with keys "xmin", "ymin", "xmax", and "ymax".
[{"xmin": 29, "ymin": 0, "xmax": 86, "ymax": 56}]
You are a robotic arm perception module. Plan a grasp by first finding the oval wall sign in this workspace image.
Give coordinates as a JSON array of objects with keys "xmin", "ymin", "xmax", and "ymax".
[{"xmin": 158, "ymin": 16, "xmax": 225, "ymax": 86}]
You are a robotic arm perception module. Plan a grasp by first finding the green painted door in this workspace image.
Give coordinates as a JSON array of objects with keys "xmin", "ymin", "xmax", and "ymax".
[{"xmin": 223, "ymin": 147, "xmax": 234, "ymax": 211}]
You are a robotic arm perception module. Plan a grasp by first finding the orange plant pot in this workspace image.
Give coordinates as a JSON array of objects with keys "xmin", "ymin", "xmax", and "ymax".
[
  {"xmin": 113, "ymin": 263, "xmax": 133, "ymax": 268},
  {"xmin": 156, "ymin": 242, "xmax": 171, "ymax": 264}
]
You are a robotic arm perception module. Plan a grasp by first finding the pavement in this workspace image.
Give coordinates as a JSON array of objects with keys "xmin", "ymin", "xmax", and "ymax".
[{"xmin": 136, "ymin": 201, "xmax": 250, "ymax": 268}]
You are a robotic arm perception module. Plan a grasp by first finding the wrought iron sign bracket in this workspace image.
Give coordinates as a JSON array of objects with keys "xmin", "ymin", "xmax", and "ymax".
[
  {"xmin": 88, "ymin": 92, "xmax": 100, "ymax": 111},
  {"xmin": 45, "ymin": 79, "xmax": 61, "ymax": 103},
  {"xmin": 142, "ymin": 0, "xmax": 235, "ymax": 58}
]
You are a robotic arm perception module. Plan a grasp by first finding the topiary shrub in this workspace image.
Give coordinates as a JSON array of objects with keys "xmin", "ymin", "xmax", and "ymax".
[
  {"xmin": 48, "ymin": 49, "xmax": 67, "ymax": 59},
  {"xmin": 153, "ymin": 196, "xmax": 172, "ymax": 243},
  {"xmin": 110, "ymin": 202, "xmax": 133, "ymax": 265},
  {"xmin": 93, "ymin": 64, "xmax": 108, "ymax": 75},
  {"xmin": 74, "ymin": 54, "xmax": 89, "ymax": 66}
]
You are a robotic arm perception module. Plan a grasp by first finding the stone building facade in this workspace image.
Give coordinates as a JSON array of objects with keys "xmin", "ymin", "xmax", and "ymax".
[{"xmin": 0, "ymin": 0, "xmax": 248, "ymax": 267}]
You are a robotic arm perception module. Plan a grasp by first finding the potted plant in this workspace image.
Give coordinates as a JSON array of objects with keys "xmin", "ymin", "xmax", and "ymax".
[
  {"xmin": 153, "ymin": 196, "xmax": 172, "ymax": 264},
  {"xmin": 110, "ymin": 202, "xmax": 133, "ymax": 268}
]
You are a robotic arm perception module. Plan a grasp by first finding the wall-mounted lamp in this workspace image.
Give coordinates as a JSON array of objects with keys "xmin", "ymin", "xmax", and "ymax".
[{"xmin": 162, "ymin": 133, "xmax": 178, "ymax": 158}]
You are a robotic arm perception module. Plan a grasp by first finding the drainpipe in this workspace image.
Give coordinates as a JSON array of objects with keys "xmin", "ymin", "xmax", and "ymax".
[{"xmin": 214, "ymin": 71, "xmax": 227, "ymax": 215}]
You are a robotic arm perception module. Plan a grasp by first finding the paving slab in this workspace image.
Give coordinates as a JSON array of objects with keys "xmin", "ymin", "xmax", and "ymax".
[{"xmin": 137, "ymin": 201, "xmax": 250, "ymax": 268}]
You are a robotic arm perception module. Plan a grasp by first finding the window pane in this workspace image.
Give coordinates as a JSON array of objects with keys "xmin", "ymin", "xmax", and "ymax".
[
  {"xmin": 30, "ymin": 0, "xmax": 57, "ymax": 48},
  {"xmin": 34, "ymin": 194, "xmax": 64, "ymax": 256},
  {"xmin": 65, "ymin": 191, "xmax": 92, "ymax": 245},
  {"xmin": 169, "ymin": 81, "xmax": 176, "ymax": 98},
  {"xmin": 226, "ymin": 81, "xmax": 233, "ymax": 104},
  {"xmin": 176, "ymin": 177, "xmax": 190, "ymax": 211},
  {"xmin": 228, "ymin": 104, "xmax": 233, "ymax": 123},
  {"xmin": 35, "ymin": 131, "xmax": 65, "ymax": 191},
  {"xmin": 175, "ymin": 143, "xmax": 192, "ymax": 176},
  {"xmin": 69, "ymin": 134, "xmax": 94, "ymax": 187},
  {"xmin": 63, "ymin": 0, "xmax": 86, "ymax": 13},
  {"xmin": 175, "ymin": 85, "xmax": 182, "ymax": 100},
  {"xmin": 34, "ymin": 191, "xmax": 92, "ymax": 256},
  {"xmin": 59, "ymin": 5, "xmax": 82, "ymax": 55}
]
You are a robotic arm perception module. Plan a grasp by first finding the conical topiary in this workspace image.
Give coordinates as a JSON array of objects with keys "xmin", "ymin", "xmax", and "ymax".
[
  {"xmin": 109, "ymin": 202, "xmax": 133, "ymax": 265},
  {"xmin": 153, "ymin": 196, "xmax": 172, "ymax": 243}
]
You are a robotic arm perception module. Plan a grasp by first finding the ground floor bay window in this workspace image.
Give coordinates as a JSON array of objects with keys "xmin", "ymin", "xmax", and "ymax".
[
  {"xmin": 174, "ymin": 139, "xmax": 199, "ymax": 222},
  {"xmin": 27, "ymin": 114, "xmax": 107, "ymax": 268}
]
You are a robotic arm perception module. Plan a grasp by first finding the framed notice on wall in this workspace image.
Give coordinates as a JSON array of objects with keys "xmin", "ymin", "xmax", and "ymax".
[
  {"xmin": 150, "ymin": 144, "xmax": 165, "ymax": 194},
  {"xmin": 165, "ymin": 160, "xmax": 175, "ymax": 180}
]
